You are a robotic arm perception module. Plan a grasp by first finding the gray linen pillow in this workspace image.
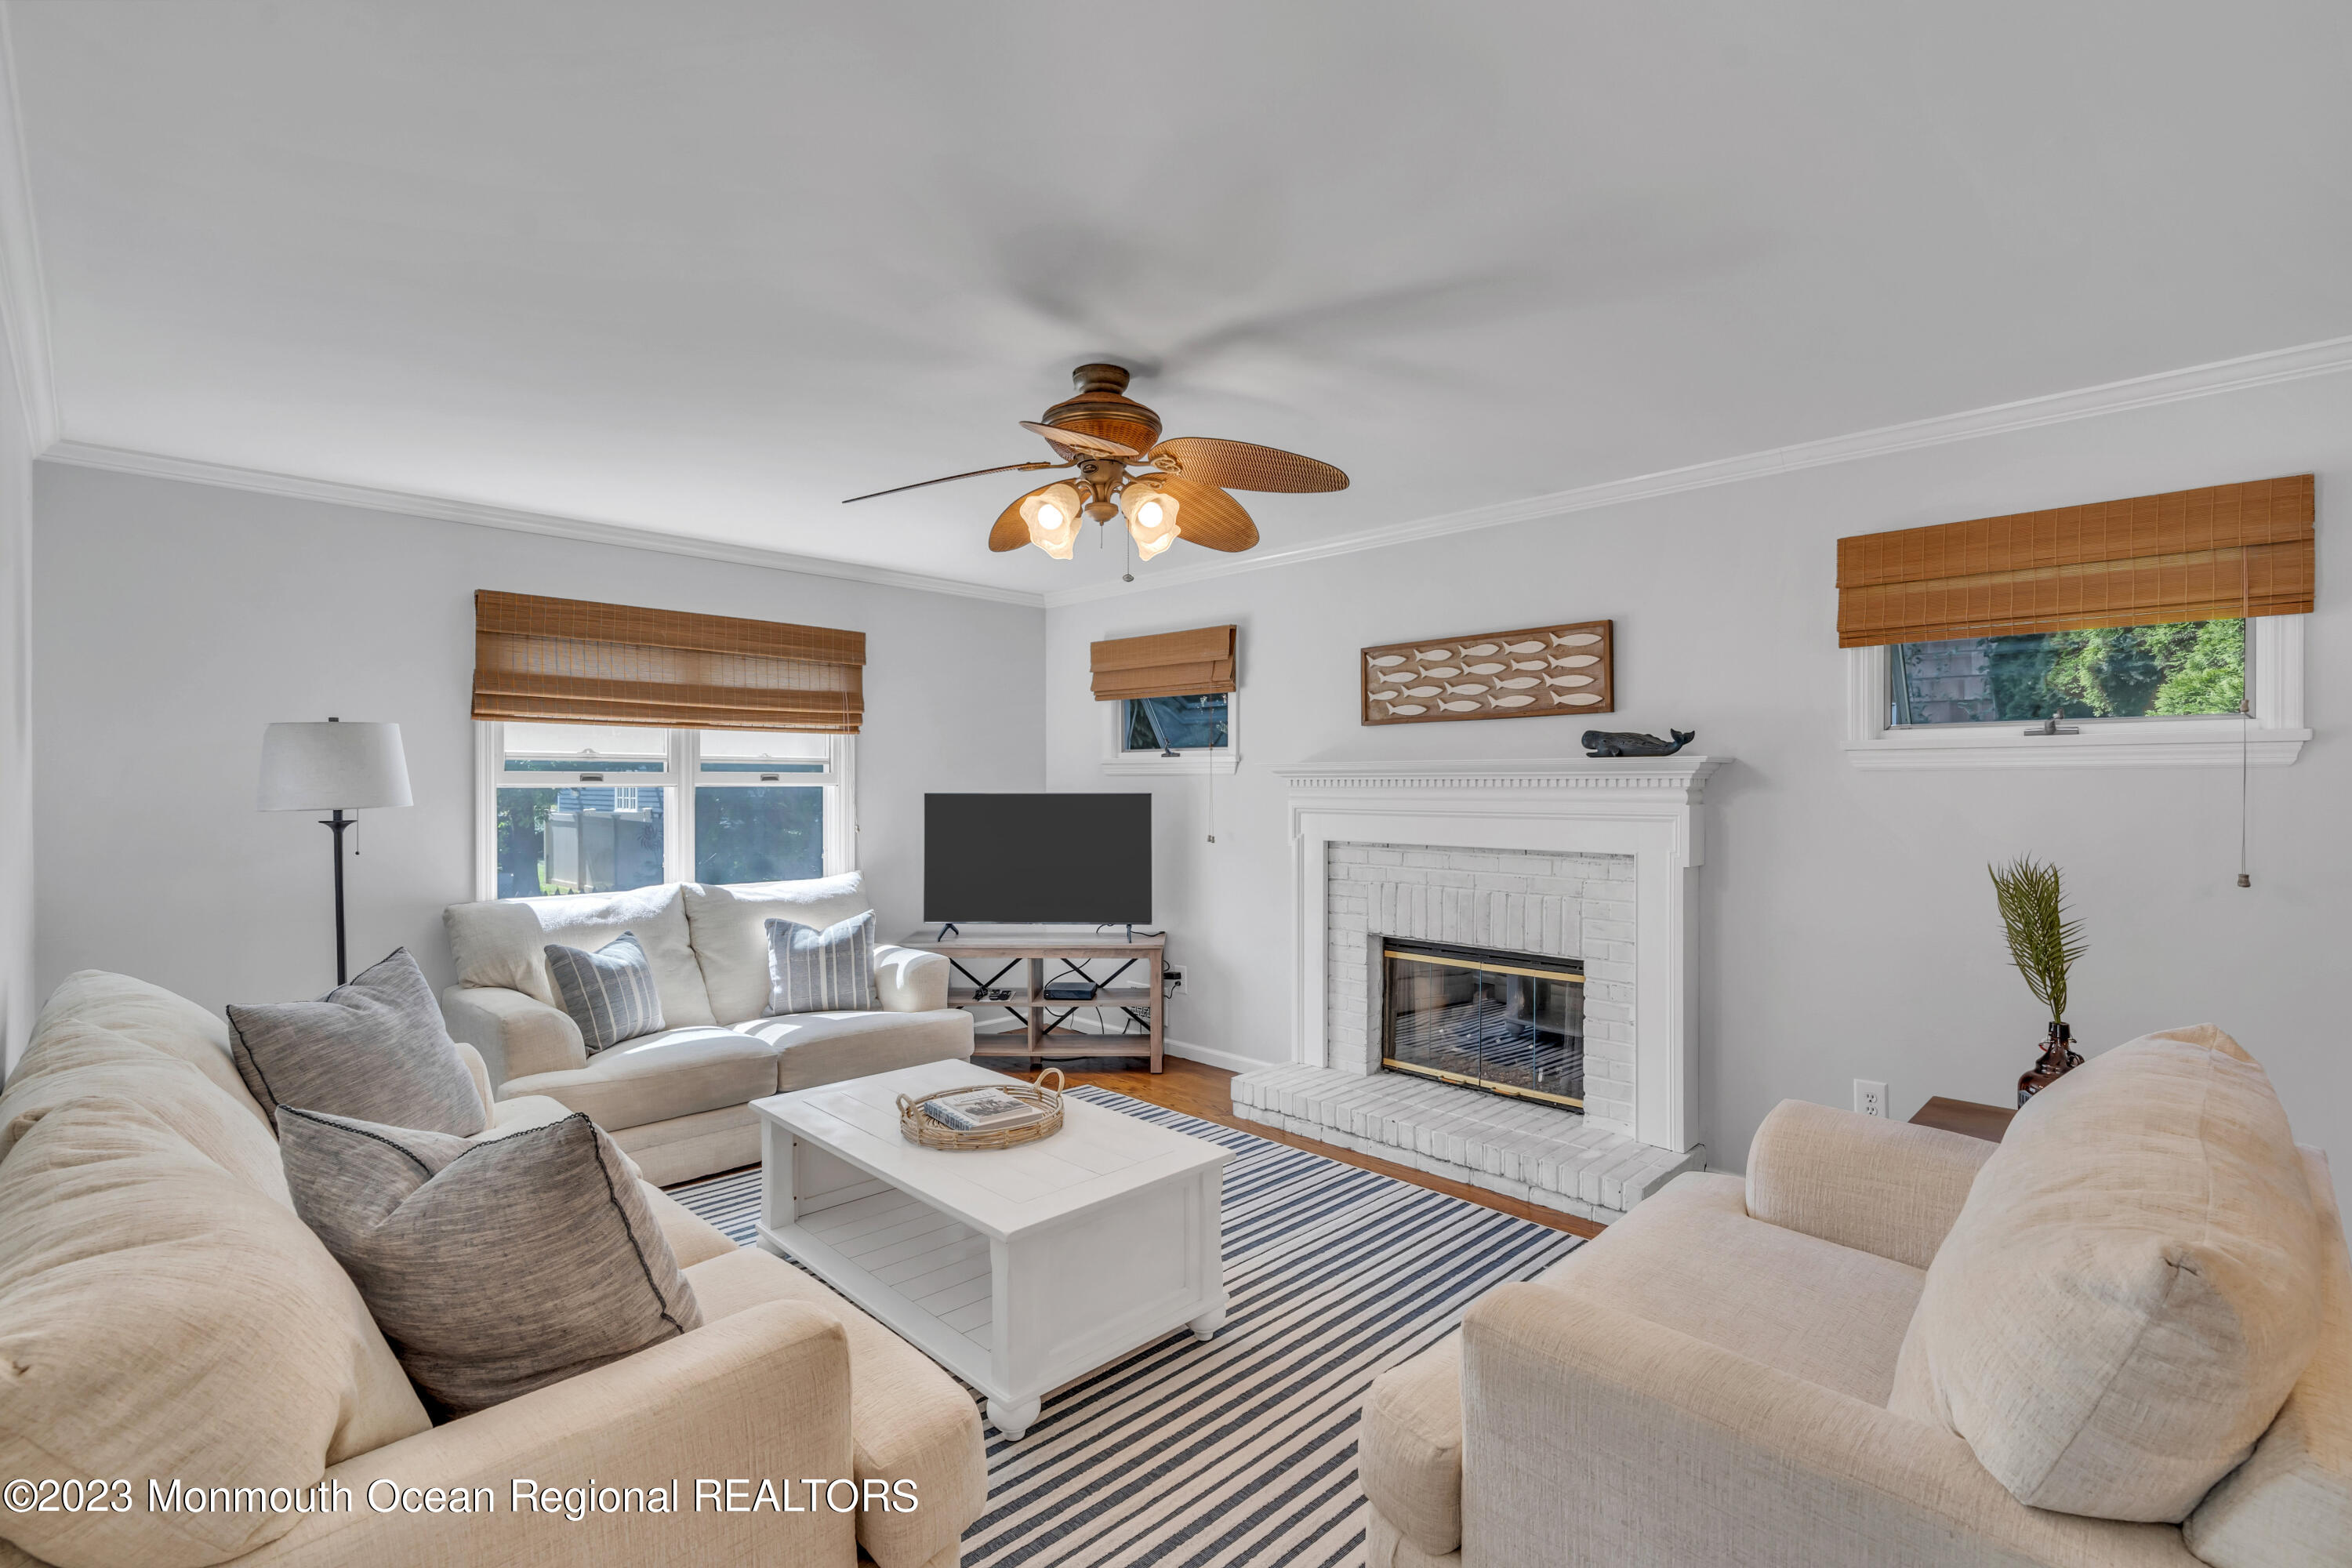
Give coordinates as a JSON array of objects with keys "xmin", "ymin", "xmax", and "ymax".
[
  {"xmin": 764, "ymin": 911, "xmax": 877, "ymax": 1014},
  {"xmin": 276, "ymin": 1105, "xmax": 702, "ymax": 1417},
  {"xmin": 227, "ymin": 946, "xmax": 485, "ymax": 1136},
  {"xmin": 543, "ymin": 930, "xmax": 666, "ymax": 1053}
]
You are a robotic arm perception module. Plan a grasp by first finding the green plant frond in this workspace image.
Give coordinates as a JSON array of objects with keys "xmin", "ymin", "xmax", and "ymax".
[{"xmin": 1988, "ymin": 856, "xmax": 2088, "ymax": 1024}]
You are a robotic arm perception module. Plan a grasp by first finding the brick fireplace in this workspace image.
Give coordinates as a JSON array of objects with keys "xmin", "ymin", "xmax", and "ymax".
[
  {"xmin": 1329, "ymin": 843, "xmax": 1633, "ymax": 1126},
  {"xmin": 1229, "ymin": 757, "xmax": 1718, "ymax": 1219}
]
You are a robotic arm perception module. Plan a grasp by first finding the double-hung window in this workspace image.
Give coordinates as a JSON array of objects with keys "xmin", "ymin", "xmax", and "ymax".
[
  {"xmin": 470, "ymin": 590, "xmax": 866, "ymax": 899},
  {"xmin": 479, "ymin": 723, "xmax": 853, "ymax": 898}
]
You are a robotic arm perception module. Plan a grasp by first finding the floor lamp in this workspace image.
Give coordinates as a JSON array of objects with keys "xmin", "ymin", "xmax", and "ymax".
[{"xmin": 258, "ymin": 717, "xmax": 413, "ymax": 985}]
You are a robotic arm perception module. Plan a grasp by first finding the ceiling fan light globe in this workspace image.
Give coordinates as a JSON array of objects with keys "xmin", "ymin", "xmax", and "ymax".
[
  {"xmin": 1019, "ymin": 481, "xmax": 1085, "ymax": 555},
  {"xmin": 1121, "ymin": 478, "xmax": 1182, "ymax": 559}
]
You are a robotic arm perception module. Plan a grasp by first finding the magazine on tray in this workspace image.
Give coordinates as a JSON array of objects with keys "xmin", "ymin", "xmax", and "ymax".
[{"xmin": 922, "ymin": 1087, "xmax": 1046, "ymax": 1133}]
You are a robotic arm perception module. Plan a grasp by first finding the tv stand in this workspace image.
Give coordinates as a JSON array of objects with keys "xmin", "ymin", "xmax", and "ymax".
[{"xmin": 902, "ymin": 928, "xmax": 1166, "ymax": 1073}]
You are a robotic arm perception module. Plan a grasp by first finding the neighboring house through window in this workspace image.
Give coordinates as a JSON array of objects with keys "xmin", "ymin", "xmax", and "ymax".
[
  {"xmin": 1105, "ymin": 691, "xmax": 1239, "ymax": 775},
  {"xmin": 478, "ymin": 721, "xmax": 854, "ymax": 898}
]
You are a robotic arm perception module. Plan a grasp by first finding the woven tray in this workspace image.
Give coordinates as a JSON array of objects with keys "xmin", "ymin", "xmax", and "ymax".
[{"xmin": 898, "ymin": 1068, "xmax": 1065, "ymax": 1150}]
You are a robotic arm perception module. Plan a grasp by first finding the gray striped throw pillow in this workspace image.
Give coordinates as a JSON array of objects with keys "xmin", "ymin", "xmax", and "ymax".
[
  {"xmin": 543, "ymin": 930, "xmax": 666, "ymax": 1053},
  {"xmin": 764, "ymin": 911, "xmax": 877, "ymax": 1014}
]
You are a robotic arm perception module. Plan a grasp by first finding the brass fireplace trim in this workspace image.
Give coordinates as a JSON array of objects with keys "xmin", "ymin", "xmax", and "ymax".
[
  {"xmin": 1380, "ymin": 1056, "xmax": 1586, "ymax": 1110},
  {"xmin": 1380, "ymin": 947, "xmax": 1584, "ymax": 984}
]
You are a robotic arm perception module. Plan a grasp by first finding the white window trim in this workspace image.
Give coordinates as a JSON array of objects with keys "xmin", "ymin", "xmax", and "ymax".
[
  {"xmin": 1842, "ymin": 615, "xmax": 2309, "ymax": 770},
  {"xmin": 474, "ymin": 721, "xmax": 856, "ymax": 898},
  {"xmin": 1102, "ymin": 689, "xmax": 1241, "ymax": 775}
]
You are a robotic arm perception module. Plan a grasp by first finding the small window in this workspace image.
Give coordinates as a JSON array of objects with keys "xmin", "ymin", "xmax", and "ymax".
[
  {"xmin": 480, "ymin": 722, "xmax": 851, "ymax": 898},
  {"xmin": 1887, "ymin": 619, "xmax": 2245, "ymax": 727},
  {"xmin": 1123, "ymin": 693, "xmax": 1229, "ymax": 751},
  {"xmin": 1105, "ymin": 691, "xmax": 1239, "ymax": 774}
]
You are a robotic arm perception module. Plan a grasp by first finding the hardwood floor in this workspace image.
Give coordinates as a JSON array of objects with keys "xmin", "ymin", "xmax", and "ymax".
[{"xmin": 1046, "ymin": 1053, "xmax": 1606, "ymax": 1240}]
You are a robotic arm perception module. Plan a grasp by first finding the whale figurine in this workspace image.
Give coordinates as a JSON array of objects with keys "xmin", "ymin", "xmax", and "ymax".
[{"xmin": 1581, "ymin": 728, "xmax": 1695, "ymax": 758}]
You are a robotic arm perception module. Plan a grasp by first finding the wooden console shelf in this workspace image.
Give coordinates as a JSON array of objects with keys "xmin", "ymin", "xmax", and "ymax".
[{"xmin": 902, "ymin": 929, "xmax": 1166, "ymax": 1073}]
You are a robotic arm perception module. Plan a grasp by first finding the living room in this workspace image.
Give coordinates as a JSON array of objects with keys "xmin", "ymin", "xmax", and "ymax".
[{"xmin": 2, "ymin": 6, "xmax": 2345, "ymax": 1567}]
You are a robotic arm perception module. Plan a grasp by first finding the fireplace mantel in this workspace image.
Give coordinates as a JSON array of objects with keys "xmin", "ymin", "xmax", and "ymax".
[{"xmin": 1275, "ymin": 757, "xmax": 1722, "ymax": 1154}]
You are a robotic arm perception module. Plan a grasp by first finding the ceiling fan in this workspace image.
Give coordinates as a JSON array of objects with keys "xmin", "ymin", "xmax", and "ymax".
[{"xmin": 842, "ymin": 363, "xmax": 1348, "ymax": 564}]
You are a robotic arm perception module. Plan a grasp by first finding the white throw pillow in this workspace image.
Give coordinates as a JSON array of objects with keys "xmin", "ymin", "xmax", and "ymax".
[
  {"xmin": 1888, "ymin": 1024, "xmax": 2325, "ymax": 1522},
  {"xmin": 444, "ymin": 882, "xmax": 717, "ymax": 1025},
  {"xmin": 683, "ymin": 873, "xmax": 871, "ymax": 1023}
]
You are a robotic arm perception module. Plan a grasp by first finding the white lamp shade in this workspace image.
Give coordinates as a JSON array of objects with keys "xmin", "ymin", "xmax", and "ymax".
[{"xmin": 257, "ymin": 721, "xmax": 413, "ymax": 812}]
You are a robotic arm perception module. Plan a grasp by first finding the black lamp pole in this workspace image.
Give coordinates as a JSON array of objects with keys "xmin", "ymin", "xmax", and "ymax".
[{"xmin": 319, "ymin": 807, "xmax": 354, "ymax": 985}]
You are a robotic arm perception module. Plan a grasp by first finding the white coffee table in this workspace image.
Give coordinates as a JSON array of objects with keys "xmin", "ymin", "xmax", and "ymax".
[{"xmin": 749, "ymin": 1059, "xmax": 1230, "ymax": 1439}]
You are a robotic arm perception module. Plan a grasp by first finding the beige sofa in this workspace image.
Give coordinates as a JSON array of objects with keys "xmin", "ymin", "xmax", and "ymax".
[
  {"xmin": 1361, "ymin": 1033, "xmax": 2349, "ymax": 1568},
  {"xmin": 441, "ymin": 873, "xmax": 972, "ymax": 1184},
  {"xmin": 0, "ymin": 970, "xmax": 985, "ymax": 1568}
]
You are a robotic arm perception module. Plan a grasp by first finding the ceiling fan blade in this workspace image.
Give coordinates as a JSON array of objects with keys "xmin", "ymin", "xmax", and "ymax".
[
  {"xmin": 1156, "ymin": 476, "xmax": 1259, "ymax": 552},
  {"xmin": 842, "ymin": 460, "xmax": 1062, "ymax": 504},
  {"xmin": 1021, "ymin": 421, "xmax": 1139, "ymax": 459},
  {"xmin": 1148, "ymin": 437, "xmax": 1348, "ymax": 493},
  {"xmin": 989, "ymin": 482, "xmax": 1063, "ymax": 552}
]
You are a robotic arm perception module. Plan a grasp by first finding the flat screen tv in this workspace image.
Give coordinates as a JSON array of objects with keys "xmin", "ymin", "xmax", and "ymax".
[{"xmin": 924, "ymin": 793, "xmax": 1151, "ymax": 925}]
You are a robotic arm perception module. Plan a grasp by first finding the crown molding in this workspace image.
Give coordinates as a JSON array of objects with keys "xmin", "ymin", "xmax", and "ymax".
[
  {"xmin": 37, "ymin": 441, "xmax": 1049, "ymax": 608},
  {"xmin": 34, "ymin": 328, "xmax": 2352, "ymax": 614},
  {"xmin": 0, "ymin": 6, "xmax": 57, "ymax": 451},
  {"xmin": 1042, "ymin": 332, "xmax": 2352, "ymax": 608}
]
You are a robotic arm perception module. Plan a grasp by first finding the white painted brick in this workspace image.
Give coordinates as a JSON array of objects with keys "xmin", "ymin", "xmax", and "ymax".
[
  {"xmin": 1369, "ymin": 848, "xmax": 1404, "ymax": 866},
  {"xmin": 1327, "ymin": 845, "xmax": 1370, "ymax": 865}
]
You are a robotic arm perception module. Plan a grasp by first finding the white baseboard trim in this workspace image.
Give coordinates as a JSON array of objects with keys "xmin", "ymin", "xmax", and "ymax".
[{"xmin": 1162, "ymin": 1038, "xmax": 1284, "ymax": 1076}]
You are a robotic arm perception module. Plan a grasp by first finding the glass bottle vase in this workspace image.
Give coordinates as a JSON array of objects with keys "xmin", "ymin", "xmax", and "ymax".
[{"xmin": 2016, "ymin": 1022, "xmax": 2082, "ymax": 1106}]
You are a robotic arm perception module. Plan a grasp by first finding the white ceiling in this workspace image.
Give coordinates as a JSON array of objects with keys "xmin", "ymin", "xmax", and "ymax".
[{"xmin": 14, "ymin": 1, "xmax": 2352, "ymax": 595}]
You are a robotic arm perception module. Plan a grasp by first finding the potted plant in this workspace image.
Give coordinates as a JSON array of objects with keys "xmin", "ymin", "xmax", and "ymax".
[{"xmin": 1989, "ymin": 855, "xmax": 2089, "ymax": 1105}]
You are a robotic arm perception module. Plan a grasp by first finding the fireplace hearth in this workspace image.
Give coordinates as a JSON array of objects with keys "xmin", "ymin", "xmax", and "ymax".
[{"xmin": 1382, "ymin": 938, "xmax": 1584, "ymax": 1110}]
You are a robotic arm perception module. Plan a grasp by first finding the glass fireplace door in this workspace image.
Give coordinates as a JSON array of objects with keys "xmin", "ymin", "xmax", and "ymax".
[{"xmin": 1381, "ymin": 939, "xmax": 1584, "ymax": 1109}]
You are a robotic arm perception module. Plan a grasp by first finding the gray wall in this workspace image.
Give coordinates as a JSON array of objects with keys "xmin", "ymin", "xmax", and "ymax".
[
  {"xmin": 1044, "ymin": 370, "xmax": 2352, "ymax": 1218},
  {"xmin": 30, "ymin": 462, "xmax": 1045, "ymax": 1017}
]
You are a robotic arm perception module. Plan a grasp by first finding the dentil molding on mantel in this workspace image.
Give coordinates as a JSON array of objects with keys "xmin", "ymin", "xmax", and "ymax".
[{"xmin": 1270, "ymin": 757, "xmax": 1724, "ymax": 795}]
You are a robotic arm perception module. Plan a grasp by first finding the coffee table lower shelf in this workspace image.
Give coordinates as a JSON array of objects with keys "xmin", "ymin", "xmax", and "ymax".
[{"xmin": 755, "ymin": 1105, "xmax": 1226, "ymax": 1440}]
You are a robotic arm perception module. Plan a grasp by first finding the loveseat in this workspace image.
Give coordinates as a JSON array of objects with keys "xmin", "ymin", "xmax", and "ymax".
[
  {"xmin": 1360, "ymin": 1025, "xmax": 2349, "ymax": 1568},
  {"xmin": 441, "ymin": 873, "xmax": 972, "ymax": 1183},
  {"xmin": 0, "ymin": 968, "xmax": 985, "ymax": 1568}
]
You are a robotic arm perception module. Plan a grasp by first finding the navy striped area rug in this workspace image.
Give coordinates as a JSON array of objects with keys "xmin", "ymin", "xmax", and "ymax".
[{"xmin": 666, "ymin": 1085, "xmax": 1583, "ymax": 1566}]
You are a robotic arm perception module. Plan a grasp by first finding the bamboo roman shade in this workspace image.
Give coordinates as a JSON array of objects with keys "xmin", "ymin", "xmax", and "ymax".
[
  {"xmin": 1090, "ymin": 625, "xmax": 1238, "ymax": 702},
  {"xmin": 472, "ymin": 591, "xmax": 865, "ymax": 732},
  {"xmin": 1836, "ymin": 474, "xmax": 2314, "ymax": 648}
]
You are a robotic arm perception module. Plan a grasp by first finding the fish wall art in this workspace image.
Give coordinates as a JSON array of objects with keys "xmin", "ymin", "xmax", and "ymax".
[{"xmin": 1360, "ymin": 619, "xmax": 1614, "ymax": 726}]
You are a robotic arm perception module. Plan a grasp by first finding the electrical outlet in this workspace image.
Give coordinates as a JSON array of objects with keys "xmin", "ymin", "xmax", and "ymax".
[
  {"xmin": 1162, "ymin": 967, "xmax": 1186, "ymax": 996},
  {"xmin": 1854, "ymin": 1079, "xmax": 1889, "ymax": 1119}
]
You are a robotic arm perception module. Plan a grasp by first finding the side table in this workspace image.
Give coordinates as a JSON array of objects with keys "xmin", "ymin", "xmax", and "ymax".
[{"xmin": 1909, "ymin": 1096, "xmax": 2016, "ymax": 1143}]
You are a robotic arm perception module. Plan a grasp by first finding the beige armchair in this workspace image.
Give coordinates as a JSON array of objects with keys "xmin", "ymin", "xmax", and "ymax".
[{"xmin": 1363, "ymin": 1088, "xmax": 2349, "ymax": 1568}]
